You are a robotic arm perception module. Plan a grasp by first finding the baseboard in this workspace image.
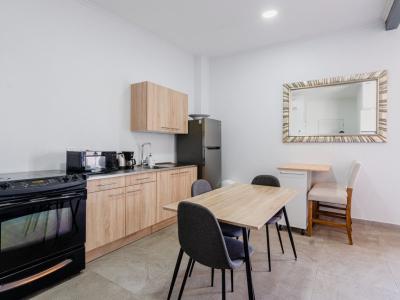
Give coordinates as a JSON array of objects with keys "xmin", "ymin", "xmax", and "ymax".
[{"xmin": 352, "ymin": 218, "xmax": 400, "ymax": 229}]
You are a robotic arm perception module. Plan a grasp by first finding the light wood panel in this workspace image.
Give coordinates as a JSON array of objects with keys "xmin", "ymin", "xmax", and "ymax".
[
  {"xmin": 86, "ymin": 188, "xmax": 126, "ymax": 251},
  {"xmin": 156, "ymin": 167, "xmax": 197, "ymax": 222},
  {"xmin": 86, "ymin": 217, "xmax": 176, "ymax": 263},
  {"xmin": 131, "ymin": 82, "xmax": 147, "ymax": 131},
  {"xmin": 147, "ymin": 81, "xmax": 169, "ymax": 132},
  {"xmin": 131, "ymin": 81, "xmax": 188, "ymax": 134},
  {"xmin": 87, "ymin": 176, "xmax": 125, "ymax": 193},
  {"xmin": 168, "ymin": 88, "xmax": 188, "ymax": 133},
  {"xmin": 163, "ymin": 183, "xmax": 297, "ymax": 230},
  {"xmin": 278, "ymin": 163, "xmax": 331, "ymax": 172},
  {"xmin": 125, "ymin": 181, "xmax": 157, "ymax": 235},
  {"xmin": 125, "ymin": 172, "xmax": 156, "ymax": 186},
  {"xmin": 157, "ymin": 169, "xmax": 181, "ymax": 222}
]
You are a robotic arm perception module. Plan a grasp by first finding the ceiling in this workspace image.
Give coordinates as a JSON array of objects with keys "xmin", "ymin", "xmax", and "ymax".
[{"xmin": 90, "ymin": 0, "xmax": 391, "ymax": 57}]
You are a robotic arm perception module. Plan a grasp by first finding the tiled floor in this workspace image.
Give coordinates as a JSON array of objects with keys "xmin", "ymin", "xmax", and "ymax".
[{"xmin": 32, "ymin": 221, "xmax": 400, "ymax": 300}]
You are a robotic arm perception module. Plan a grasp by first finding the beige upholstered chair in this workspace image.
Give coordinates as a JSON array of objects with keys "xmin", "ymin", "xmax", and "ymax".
[{"xmin": 307, "ymin": 161, "xmax": 361, "ymax": 244}]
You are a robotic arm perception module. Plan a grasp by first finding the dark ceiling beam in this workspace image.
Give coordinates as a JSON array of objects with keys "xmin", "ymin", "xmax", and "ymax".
[{"xmin": 386, "ymin": 0, "xmax": 400, "ymax": 30}]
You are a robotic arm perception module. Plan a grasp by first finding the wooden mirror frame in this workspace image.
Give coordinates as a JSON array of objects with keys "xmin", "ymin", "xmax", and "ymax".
[{"xmin": 282, "ymin": 70, "xmax": 388, "ymax": 143}]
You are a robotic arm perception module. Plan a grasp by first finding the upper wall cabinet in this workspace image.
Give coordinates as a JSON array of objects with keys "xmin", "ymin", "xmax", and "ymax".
[{"xmin": 131, "ymin": 81, "xmax": 188, "ymax": 134}]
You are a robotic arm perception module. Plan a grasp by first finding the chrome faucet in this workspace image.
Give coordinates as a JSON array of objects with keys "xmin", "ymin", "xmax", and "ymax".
[{"xmin": 141, "ymin": 142, "xmax": 152, "ymax": 166}]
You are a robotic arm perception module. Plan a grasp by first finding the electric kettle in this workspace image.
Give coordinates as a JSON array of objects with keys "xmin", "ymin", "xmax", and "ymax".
[{"xmin": 117, "ymin": 153, "xmax": 126, "ymax": 169}]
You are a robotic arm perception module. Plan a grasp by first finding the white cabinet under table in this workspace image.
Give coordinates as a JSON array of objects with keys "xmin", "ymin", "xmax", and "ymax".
[{"xmin": 277, "ymin": 163, "xmax": 330, "ymax": 233}]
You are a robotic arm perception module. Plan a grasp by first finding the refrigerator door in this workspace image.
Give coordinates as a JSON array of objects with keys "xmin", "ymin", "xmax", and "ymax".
[
  {"xmin": 203, "ymin": 148, "xmax": 221, "ymax": 188},
  {"xmin": 203, "ymin": 119, "xmax": 221, "ymax": 147}
]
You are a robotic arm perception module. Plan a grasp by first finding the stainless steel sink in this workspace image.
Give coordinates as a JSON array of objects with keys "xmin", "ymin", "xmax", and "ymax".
[{"xmin": 142, "ymin": 165, "xmax": 169, "ymax": 170}]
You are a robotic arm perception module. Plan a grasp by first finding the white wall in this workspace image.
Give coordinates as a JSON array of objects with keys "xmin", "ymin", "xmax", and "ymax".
[
  {"xmin": 210, "ymin": 24, "xmax": 400, "ymax": 225},
  {"xmin": 0, "ymin": 0, "xmax": 195, "ymax": 173},
  {"xmin": 194, "ymin": 56, "xmax": 211, "ymax": 114}
]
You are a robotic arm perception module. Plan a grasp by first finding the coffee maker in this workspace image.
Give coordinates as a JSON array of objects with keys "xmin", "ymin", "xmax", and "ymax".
[{"xmin": 123, "ymin": 152, "xmax": 136, "ymax": 169}]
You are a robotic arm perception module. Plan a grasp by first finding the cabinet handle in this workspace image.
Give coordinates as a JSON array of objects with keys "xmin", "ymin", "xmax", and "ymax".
[
  {"xmin": 97, "ymin": 183, "xmax": 116, "ymax": 187},
  {"xmin": 108, "ymin": 193, "xmax": 125, "ymax": 198},
  {"xmin": 136, "ymin": 177, "xmax": 150, "ymax": 181},
  {"xmin": 126, "ymin": 190, "xmax": 141, "ymax": 194},
  {"xmin": 180, "ymin": 171, "xmax": 189, "ymax": 174},
  {"xmin": 170, "ymin": 172, "xmax": 180, "ymax": 176},
  {"xmin": 279, "ymin": 171, "xmax": 305, "ymax": 176},
  {"xmin": 161, "ymin": 126, "xmax": 179, "ymax": 130}
]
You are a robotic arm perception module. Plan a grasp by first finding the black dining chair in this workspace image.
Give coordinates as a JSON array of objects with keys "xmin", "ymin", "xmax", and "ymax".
[
  {"xmin": 251, "ymin": 175, "xmax": 297, "ymax": 271},
  {"xmin": 192, "ymin": 180, "xmax": 243, "ymax": 239},
  {"xmin": 188, "ymin": 179, "xmax": 241, "ymax": 289},
  {"xmin": 167, "ymin": 201, "xmax": 254, "ymax": 300}
]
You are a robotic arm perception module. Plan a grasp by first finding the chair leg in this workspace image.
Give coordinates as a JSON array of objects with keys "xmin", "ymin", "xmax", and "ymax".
[
  {"xmin": 307, "ymin": 200, "xmax": 313, "ymax": 236},
  {"xmin": 230, "ymin": 269, "xmax": 234, "ymax": 292},
  {"xmin": 178, "ymin": 258, "xmax": 192, "ymax": 300},
  {"xmin": 346, "ymin": 188, "xmax": 353, "ymax": 245},
  {"xmin": 283, "ymin": 206, "xmax": 297, "ymax": 260},
  {"xmin": 167, "ymin": 248, "xmax": 184, "ymax": 300},
  {"xmin": 276, "ymin": 223, "xmax": 284, "ymax": 254},
  {"xmin": 221, "ymin": 269, "xmax": 226, "ymax": 300},
  {"xmin": 188, "ymin": 260, "xmax": 195, "ymax": 277},
  {"xmin": 211, "ymin": 268, "xmax": 214, "ymax": 287},
  {"xmin": 265, "ymin": 224, "xmax": 271, "ymax": 272}
]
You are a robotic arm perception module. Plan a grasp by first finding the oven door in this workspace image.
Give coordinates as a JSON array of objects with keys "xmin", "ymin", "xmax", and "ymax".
[{"xmin": 0, "ymin": 190, "xmax": 86, "ymax": 276}]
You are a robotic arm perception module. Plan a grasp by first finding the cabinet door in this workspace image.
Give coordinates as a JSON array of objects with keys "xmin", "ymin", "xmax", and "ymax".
[
  {"xmin": 157, "ymin": 170, "xmax": 181, "ymax": 222},
  {"xmin": 126, "ymin": 182, "xmax": 157, "ymax": 235},
  {"xmin": 278, "ymin": 171, "xmax": 309, "ymax": 230},
  {"xmin": 169, "ymin": 89, "xmax": 188, "ymax": 134},
  {"xmin": 86, "ymin": 188, "xmax": 126, "ymax": 251},
  {"xmin": 179, "ymin": 167, "xmax": 197, "ymax": 200},
  {"xmin": 147, "ymin": 82, "xmax": 169, "ymax": 132}
]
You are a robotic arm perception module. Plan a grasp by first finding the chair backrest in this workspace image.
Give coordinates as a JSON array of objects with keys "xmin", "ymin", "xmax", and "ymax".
[
  {"xmin": 251, "ymin": 175, "xmax": 280, "ymax": 187},
  {"xmin": 177, "ymin": 201, "xmax": 232, "ymax": 269},
  {"xmin": 346, "ymin": 161, "xmax": 361, "ymax": 189},
  {"xmin": 192, "ymin": 179, "xmax": 212, "ymax": 197}
]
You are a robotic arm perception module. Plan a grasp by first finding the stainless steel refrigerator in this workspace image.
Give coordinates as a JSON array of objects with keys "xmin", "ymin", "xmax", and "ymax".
[{"xmin": 176, "ymin": 118, "xmax": 221, "ymax": 188}]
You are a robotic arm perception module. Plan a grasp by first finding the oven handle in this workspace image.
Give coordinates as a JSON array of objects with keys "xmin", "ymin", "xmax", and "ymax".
[
  {"xmin": 0, "ymin": 259, "xmax": 73, "ymax": 292},
  {"xmin": 0, "ymin": 193, "xmax": 85, "ymax": 209}
]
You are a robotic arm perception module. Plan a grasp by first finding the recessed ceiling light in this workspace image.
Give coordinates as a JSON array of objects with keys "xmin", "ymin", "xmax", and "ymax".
[{"xmin": 262, "ymin": 10, "xmax": 278, "ymax": 19}]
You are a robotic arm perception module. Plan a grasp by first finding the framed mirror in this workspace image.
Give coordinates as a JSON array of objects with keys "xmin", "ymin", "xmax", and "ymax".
[{"xmin": 282, "ymin": 70, "xmax": 387, "ymax": 143}]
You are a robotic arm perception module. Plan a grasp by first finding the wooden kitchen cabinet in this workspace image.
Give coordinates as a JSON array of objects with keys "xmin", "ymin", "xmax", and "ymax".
[
  {"xmin": 156, "ymin": 167, "xmax": 197, "ymax": 222},
  {"xmin": 86, "ymin": 166, "xmax": 197, "ymax": 262},
  {"xmin": 131, "ymin": 81, "xmax": 188, "ymax": 134},
  {"xmin": 125, "ymin": 181, "xmax": 157, "ymax": 235},
  {"xmin": 86, "ymin": 188, "xmax": 126, "ymax": 251}
]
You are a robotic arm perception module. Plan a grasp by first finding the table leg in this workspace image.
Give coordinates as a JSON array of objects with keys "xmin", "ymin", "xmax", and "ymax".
[
  {"xmin": 242, "ymin": 227, "xmax": 255, "ymax": 300},
  {"xmin": 283, "ymin": 206, "xmax": 297, "ymax": 260},
  {"xmin": 167, "ymin": 248, "xmax": 183, "ymax": 300}
]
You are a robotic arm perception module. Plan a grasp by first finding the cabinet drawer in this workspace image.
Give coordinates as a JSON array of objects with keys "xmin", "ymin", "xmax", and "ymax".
[
  {"xmin": 87, "ymin": 176, "xmax": 125, "ymax": 193},
  {"xmin": 126, "ymin": 172, "xmax": 157, "ymax": 186}
]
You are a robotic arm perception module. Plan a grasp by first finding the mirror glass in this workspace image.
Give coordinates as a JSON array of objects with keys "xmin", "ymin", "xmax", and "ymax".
[{"xmin": 289, "ymin": 81, "xmax": 377, "ymax": 136}]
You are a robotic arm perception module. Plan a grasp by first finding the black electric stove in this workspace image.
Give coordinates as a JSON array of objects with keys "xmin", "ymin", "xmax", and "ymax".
[{"xmin": 0, "ymin": 170, "xmax": 86, "ymax": 299}]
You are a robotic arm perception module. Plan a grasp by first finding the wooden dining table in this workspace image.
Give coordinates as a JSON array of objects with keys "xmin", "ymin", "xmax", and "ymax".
[{"xmin": 163, "ymin": 182, "xmax": 298, "ymax": 300}]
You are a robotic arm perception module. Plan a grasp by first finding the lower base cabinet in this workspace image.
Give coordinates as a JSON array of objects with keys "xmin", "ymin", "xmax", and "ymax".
[
  {"xmin": 278, "ymin": 170, "xmax": 311, "ymax": 231},
  {"xmin": 157, "ymin": 167, "xmax": 197, "ymax": 222},
  {"xmin": 85, "ymin": 166, "xmax": 197, "ymax": 261},
  {"xmin": 86, "ymin": 188, "xmax": 126, "ymax": 252},
  {"xmin": 126, "ymin": 181, "xmax": 157, "ymax": 236}
]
